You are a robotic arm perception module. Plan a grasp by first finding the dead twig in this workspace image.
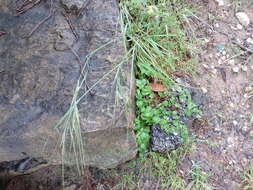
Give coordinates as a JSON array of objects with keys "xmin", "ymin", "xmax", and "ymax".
[
  {"xmin": 17, "ymin": 0, "xmax": 33, "ymax": 11},
  {"xmin": 25, "ymin": 0, "xmax": 53, "ymax": 38},
  {"xmin": 216, "ymin": 29, "xmax": 253, "ymax": 54},
  {"xmin": 0, "ymin": 31, "xmax": 6, "ymax": 36},
  {"xmin": 231, "ymin": 41, "xmax": 253, "ymax": 54},
  {"xmin": 77, "ymin": 0, "xmax": 90, "ymax": 18},
  {"xmin": 16, "ymin": 0, "xmax": 42, "ymax": 16},
  {"xmin": 61, "ymin": 11, "xmax": 79, "ymax": 41}
]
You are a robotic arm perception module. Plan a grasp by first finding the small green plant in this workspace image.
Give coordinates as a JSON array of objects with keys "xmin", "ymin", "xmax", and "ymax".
[
  {"xmin": 112, "ymin": 0, "xmax": 212, "ymax": 189},
  {"xmin": 186, "ymin": 162, "xmax": 214, "ymax": 190},
  {"xmin": 134, "ymin": 78, "xmax": 201, "ymax": 156},
  {"xmin": 120, "ymin": 0, "xmax": 201, "ymax": 156},
  {"xmin": 112, "ymin": 148, "xmax": 190, "ymax": 190},
  {"xmin": 241, "ymin": 168, "xmax": 253, "ymax": 190},
  {"xmin": 120, "ymin": 0, "xmax": 197, "ymax": 83}
]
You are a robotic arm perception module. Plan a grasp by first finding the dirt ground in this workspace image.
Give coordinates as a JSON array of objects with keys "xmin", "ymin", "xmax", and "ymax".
[
  {"xmin": 181, "ymin": 0, "xmax": 253, "ymax": 189},
  {"xmin": 3, "ymin": 0, "xmax": 253, "ymax": 190}
]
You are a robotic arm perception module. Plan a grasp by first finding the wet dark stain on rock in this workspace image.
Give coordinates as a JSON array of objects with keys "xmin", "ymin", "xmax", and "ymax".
[
  {"xmin": 0, "ymin": 106, "xmax": 43, "ymax": 137},
  {"xmin": 0, "ymin": 0, "xmax": 136, "ymax": 179}
]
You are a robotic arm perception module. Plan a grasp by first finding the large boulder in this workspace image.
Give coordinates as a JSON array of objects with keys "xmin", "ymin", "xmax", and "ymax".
[{"xmin": 0, "ymin": 0, "xmax": 136, "ymax": 177}]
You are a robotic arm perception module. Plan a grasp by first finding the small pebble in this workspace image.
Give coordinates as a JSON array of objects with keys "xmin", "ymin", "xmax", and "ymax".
[
  {"xmin": 242, "ymin": 65, "xmax": 248, "ymax": 72},
  {"xmin": 246, "ymin": 38, "xmax": 253, "ymax": 45},
  {"xmin": 245, "ymin": 86, "xmax": 253, "ymax": 92},
  {"xmin": 214, "ymin": 127, "xmax": 221, "ymax": 132},
  {"xmin": 233, "ymin": 120, "xmax": 238, "ymax": 126},
  {"xmin": 236, "ymin": 12, "xmax": 250, "ymax": 26},
  {"xmin": 236, "ymin": 38, "xmax": 241, "ymax": 43},
  {"xmin": 232, "ymin": 67, "xmax": 240, "ymax": 73},
  {"xmin": 203, "ymin": 64, "xmax": 209, "ymax": 69},
  {"xmin": 201, "ymin": 87, "xmax": 208, "ymax": 94},
  {"xmin": 251, "ymin": 66, "xmax": 253, "ymax": 70},
  {"xmin": 215, "ymin": 0, "xmax": 224, "ymax": 6},
  {"xmin": 241, "ymin": 126, "xmax": 248, "ymax": 133},
  {"xmin": 221, "ymin": 56, "xmax": 226, "ymax": 60},
  {"xmin": 204, "ymin": 38, "xmax": 210, "ymax": 43},
  {"xmin": 236, "ymin": 24, "xmax": 243, "ymax": 30},
  {"xmin": 244, "ymin": 152, "xmax": 253, "ymax": 158},
  {"xmin": 211, "ymin": 69, "xmax": 217, "ymax": 74},
  {"xmin": 244, "ymin": 94, "xmax": 248, "ymax": 98},
  {"xmin": 222, "ymin": 51, "xmax": 226, "ymax": 55},
  {"xmin": 215, "ymin": 23, "xmax": 220, "ymax": 28},
  {"xmin": 228, "ymin": 59, "xmax": 235, "ymax": 65},
  {"xmin": 230, "ymin": 25, "xmax": 237, "ymax": 30}
]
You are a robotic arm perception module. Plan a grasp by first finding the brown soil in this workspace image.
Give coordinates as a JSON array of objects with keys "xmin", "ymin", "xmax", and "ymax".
[{"xmin": 181, "ymin": 0, "xmax": 253, "ymax": 189}]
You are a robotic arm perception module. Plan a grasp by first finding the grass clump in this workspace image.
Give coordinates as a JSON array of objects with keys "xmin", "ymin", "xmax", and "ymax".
[
  {"xmin": 54, "ymin": 39, "xmax": 129, "ymax": 176},
  {"xmin": 56, "ymin": 0, "xmax": 211, "ymax": 188},
  {"xmin": 120, "ymin": 0, "xmax": 200, "ymax": 154},
  {"xmin": 111, "ymin": 0, "xmax": 214, "ymax": 189},
  {"xmin": 120, "ymin": 0, "xmax": 197, "ymax": 83},
  {"xmin": 186, "ymin": 162, "xmax": 214, "ymax": 190},
  {"xmin": 241, "ymin": 168, "xmax": 253, "ymax": 190},
  {"xmin": 112, "ymin": 149, "xmax": 189, "ymax": 190},
  {"xmin": 134, "ymin": 78, "xmax": 201, "ymax": 156}
]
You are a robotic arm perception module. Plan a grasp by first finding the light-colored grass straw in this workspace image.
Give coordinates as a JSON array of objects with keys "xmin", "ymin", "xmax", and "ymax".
[{"xmin": 54, "ymin": 38, "xmax": 135, "ymax": 182}]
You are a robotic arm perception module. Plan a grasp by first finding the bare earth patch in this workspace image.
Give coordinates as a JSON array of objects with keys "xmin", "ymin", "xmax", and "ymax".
[{"xmin": 181, "ymin": 0, "xmax": 253, "ymax": 189}]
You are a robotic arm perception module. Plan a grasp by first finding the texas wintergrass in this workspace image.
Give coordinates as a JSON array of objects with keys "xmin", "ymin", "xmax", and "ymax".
[
  {"xmin": 112, "ymin": 145, "xmax": 214, "ymax": 190},
  {"xmin": 55, "ymin": 0, "xmax": 205, "ymax": 188},
  {"xmin": 111, "ymin": 147, "xmax": 190, "ymax": 190},
  {"xmin": 119, "ymin": 0, "xmax": 199, "ymax": 157},
  {"xmin": 110, "ymin": 0, "xmax": 213, "ymax": 189},
  {"xmin": 55, "ymin": 39, "xmax": 132, "ymax": 177},
  {"xmin": 120, "ymin": 0, "xmax": 198, "ymax": 84},
  {"xmin": 241, "ymin": 168, "xmax": 253, "ymax": 190},
  {"xmin": 56, "ymin": 0, "xmax": 199, "ymax": 175}
]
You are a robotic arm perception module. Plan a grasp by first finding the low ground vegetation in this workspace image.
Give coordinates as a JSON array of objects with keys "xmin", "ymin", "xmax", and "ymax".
[{"xmin": 110, "ymin": 0, "xmax": 215, "ymax": 189}]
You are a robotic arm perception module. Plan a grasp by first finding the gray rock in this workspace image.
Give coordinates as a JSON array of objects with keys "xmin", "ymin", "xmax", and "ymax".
[
  {"xmin": 214, "ymin": 0, "xmax": 225, "ymax": 6},
  {"xmin": 0, "ymin": 0, "xmax": 136, "ymax": 176},
  {"xmin": 236, "ymin": 12, "xmax": 250, "ymax": 26},
  {"xmin": 151, "ymin": 124, "xmax": 181, "ymax": 152},
  {"xmin": 60, "ymin": 0, "xmax": 85, "ymax": 13},
  {"xmin": 188, "ymin": 88, "xmax": 209, "ymax": 107}
]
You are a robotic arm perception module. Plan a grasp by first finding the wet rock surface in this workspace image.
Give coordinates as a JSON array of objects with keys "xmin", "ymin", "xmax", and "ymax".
[
  {"xmin": 151, "ymin": 124, "xmax": 181, "ymax": 152},
  {"xmin": 60, "ymin": 0, "xmax": 84, "ymax": 13},
  {"xmin": 0, "ymin": 0, "xmax": 136, "ymax": 178}
]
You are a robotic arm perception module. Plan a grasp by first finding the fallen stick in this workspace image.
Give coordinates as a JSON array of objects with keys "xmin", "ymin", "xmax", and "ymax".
[
  {"xmin": 16, "ymin": 0, "xmax": 42, "ymax": 16},
  {"xmin": 25, "ymin": 0, "xmax": 53, "ymax": 38},
  {"xmin": 217, "ymin": 29, "xmax": 253, "ymax": 54},
  {"xmin": 16, "ymin": 0, "xmax": 34, "ymax": 12},
  {"xmin": 231, "ymin": 40, "xmax": 253, "ymax": 54},
  {"xmin": 61, "ymin": 11, "xmax": 79, "ymax": 41},
  {"xmin": 77, "ymin": 0, "xmax": 90, "ymax": 18},
  {"xmin": 0, "ymin": 31, "xmax": 6, "ymax": 36}
]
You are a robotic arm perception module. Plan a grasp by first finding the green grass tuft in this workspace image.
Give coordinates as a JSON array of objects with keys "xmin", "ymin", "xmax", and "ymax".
[
  {"xmin": 120, "ymin": 0, "xmax": 197, "ymax": 84},
  {"xmin": 241, "ymin": 168, "xmax": 253, "ymax": 190}
]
